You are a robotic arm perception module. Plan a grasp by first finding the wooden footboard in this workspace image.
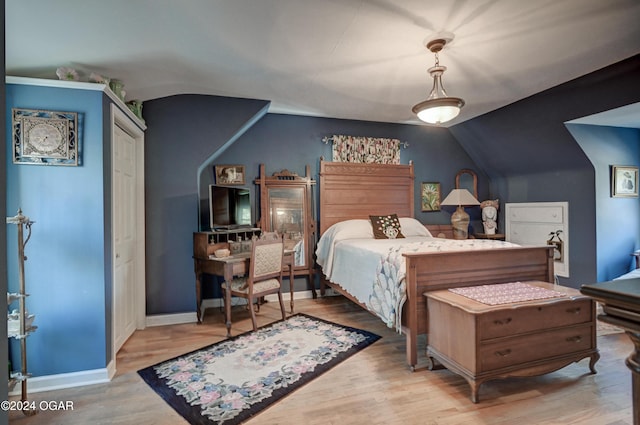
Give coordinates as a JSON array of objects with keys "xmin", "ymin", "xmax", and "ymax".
[{"xmin": 321, "ymin": 245, "xmax": 554, "ymax": 370}]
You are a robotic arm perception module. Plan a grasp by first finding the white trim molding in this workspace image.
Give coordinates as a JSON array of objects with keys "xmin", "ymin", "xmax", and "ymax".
[{"xmin": 9, "ymin": 368, "xmax": 111, "ymax": 396}]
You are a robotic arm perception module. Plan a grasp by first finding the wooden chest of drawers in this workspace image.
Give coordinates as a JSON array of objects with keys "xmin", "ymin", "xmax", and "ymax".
[{"xmin": 424, "ymin": 281, "xmax": 600, "ymax": 402}]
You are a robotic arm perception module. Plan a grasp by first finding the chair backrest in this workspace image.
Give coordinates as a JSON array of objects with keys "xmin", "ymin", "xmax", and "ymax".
[
  {"xmin": 250, "ymin": 238, "xmax": 284, "ymax": 280},
  {"xmin": 259, "ymin": 231, "xmax": 280, "ymax": 240}
]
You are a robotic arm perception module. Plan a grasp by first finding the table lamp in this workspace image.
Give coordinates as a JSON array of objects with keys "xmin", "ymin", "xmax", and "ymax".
[{"xmin": 441, "ymin": 189, "xmax": 480, "ymax": 239}]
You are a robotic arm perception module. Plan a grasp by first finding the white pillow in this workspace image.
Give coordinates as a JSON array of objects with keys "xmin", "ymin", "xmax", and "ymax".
[
  {"xmin": 316, "ymin": 219, "xmax": 374, "ymax": 268},
  {"xmin": 323, "ymin": 219, "xmax": 374, "ymax": 241},
  {"xmin": 399, "ymin": 217, "xmax": 432, "ymax": 237}
]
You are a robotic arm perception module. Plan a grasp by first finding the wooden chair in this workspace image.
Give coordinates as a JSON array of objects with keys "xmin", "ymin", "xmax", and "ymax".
[{"xmin": 222, "ymin": 238, "xmax": 286, "ymax": 331}]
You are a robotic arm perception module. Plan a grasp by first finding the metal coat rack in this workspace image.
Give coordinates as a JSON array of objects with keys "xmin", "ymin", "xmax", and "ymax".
[{"xmin": 6, "ymin": 209, "xmax": 37, "ymax": 416}]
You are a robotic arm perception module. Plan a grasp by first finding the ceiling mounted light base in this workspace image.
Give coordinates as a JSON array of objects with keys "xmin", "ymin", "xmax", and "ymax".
[
  {"xmin": 426, "ymin": 38, "xmax": 447, "ymax": 53},
  {"xmin": 412, "ymin": 36, "xmax": 465, "ymax": 125}
]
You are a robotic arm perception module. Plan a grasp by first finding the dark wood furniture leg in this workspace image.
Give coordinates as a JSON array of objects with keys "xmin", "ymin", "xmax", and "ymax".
[
  {"xmin": 195, "ymin": 264, "xmax": 203, "ymax": 324},
  {"xmin": 289, "ymin": 263, "xmax": 295, "ymax": 313},
  {"xmin": 223, "ymin": 265, "xmax": 233, "ymax": 337},
  {"xmin": 626, "ymin": 332, "xmax": 640, "ymax": 425}
]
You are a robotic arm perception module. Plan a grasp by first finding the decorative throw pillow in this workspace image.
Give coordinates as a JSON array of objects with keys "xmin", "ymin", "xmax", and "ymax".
[{"xmin": 369, "ymin": 214, "xmax": 405, "ymax": 239}]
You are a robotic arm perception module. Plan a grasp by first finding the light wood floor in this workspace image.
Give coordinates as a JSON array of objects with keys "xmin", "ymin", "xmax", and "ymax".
[{"xmin": 9, "ymin": 296, "xmax": 635, "ymax": 425}]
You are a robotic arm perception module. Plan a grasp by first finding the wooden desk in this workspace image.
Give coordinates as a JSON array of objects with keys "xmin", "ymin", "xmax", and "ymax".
[
  {"xmin": 193, "ymin": 251, "xmax": 295, "ymax": 337},
  {"xmin": 581, "ymin": 278, "xmax": 640, "ymax": 425},
  {"xmin": 425, "ymin": 281, "xmax": 599, "ymax": 403}
]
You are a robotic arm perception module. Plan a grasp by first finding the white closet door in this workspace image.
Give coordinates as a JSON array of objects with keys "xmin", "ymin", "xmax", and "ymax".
[{"xmin": 113, "ymin": 124, "xmax": 137, "ymax": 352}]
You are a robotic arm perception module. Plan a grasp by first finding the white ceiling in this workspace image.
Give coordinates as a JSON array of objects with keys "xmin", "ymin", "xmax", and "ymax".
[{"xmin": 6, "ymin": 0, "xmax": 640, "ymax": 127}]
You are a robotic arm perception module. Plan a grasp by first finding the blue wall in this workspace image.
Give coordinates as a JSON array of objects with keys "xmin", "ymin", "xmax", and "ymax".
[
  {"xmin": 568, "ymin": 124, "xmax": 640, "ymax": 281},
  {"xmin": 143, "ymin": 95, "xmax": 270, "ymax": 315},
  {"xmin": 145, "ymin": 103, "xmax": 486, "ymax": 315},
  {"xmin": 144, "ymin": 56, "xmax": 640, "ymax": 316},
  {"xmin": 6, "ymin": 84, "xmax": 108, "ymax": 375},
  {"xmin": 450, "ymin": 55, "xmax": 640, "ymax": 287}
]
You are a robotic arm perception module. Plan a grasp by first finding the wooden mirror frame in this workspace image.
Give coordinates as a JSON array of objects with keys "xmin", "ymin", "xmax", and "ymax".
[
  {"xmin": 455, "ymin": 168, "xmax": 478, "ymax": 199},
  {"xmin": 255, "ymin": 164, "xmax": 316, "ymax": 292}
]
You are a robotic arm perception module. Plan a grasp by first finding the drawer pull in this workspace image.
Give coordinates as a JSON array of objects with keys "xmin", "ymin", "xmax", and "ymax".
[
  {"xmin": 566, "ymin": 336, "xmax": 582, "ymax": 343},
  {"xmin": 493, "ymin": 318, "xmax": 512, "ymax": 326},
  {"xmin": 495, "ymin": 349, "xmax": 512, "ymax": 357},
  {"xmin": 566, "ymin": 307, "xmax": 581, "ymax": 314}
]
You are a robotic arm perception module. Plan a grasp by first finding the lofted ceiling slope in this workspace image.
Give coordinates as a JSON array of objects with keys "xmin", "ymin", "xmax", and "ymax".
[{"xmin": 6, "ymin": 0, "xmax": 640, "ymax": 127}]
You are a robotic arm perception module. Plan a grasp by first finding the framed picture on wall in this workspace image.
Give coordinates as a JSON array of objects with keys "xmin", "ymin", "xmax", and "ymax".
[
  {"xmin": 611, "ymin": 165, "xmax": 638, "ymax": 197},
  {"xmin": 12, "ymin": 108, "xmax": 80, "ymax": 166},
  {"xmin": 421, "ymin": 182, "xmax": 441, "ymax": 212},
  {"xmin": 215, "ymin": 164, "xmax": 245, "ymax": 185}
]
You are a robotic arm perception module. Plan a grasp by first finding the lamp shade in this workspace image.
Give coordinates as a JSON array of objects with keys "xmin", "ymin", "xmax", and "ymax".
[
  {"xmin": 413, "ymin": 100, "xmax": 463, "ymax": 124},
  {"xmin": 441, "ymin": 189, "xmax": 480, "ymax": 207}
]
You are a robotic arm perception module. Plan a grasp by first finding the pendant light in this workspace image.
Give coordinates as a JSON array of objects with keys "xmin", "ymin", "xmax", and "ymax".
[{"xmin": 412, "ymin": 38, "xmax": 464, "ymax": 125}]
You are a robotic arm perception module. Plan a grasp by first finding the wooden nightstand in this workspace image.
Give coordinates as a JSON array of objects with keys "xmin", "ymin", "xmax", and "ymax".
[{"xmin": 474, "ymin": 233, "xmax": 505, "ymax": 240}]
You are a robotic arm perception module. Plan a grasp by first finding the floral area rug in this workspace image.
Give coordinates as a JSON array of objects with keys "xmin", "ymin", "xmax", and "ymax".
[{"xmin": 138, "ymin": 313, "xmax": 380, "ymax": 425}]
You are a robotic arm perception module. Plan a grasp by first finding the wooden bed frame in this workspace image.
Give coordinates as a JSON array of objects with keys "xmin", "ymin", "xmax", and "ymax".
[{"xmin": 317, "ymin": 159, "xmax": 555, "ymax": 370}]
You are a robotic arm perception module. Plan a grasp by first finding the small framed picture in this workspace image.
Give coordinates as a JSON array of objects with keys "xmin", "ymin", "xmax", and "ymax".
[
  {"xmin": 611, "ymin": 165, "xmax": 638, "ymax": 197},
  {"xmin": 421, "ymin": 182, "xmax": 441, "ymax": 212},
  {"xmin": 12, "ymin": 108, "xmax": 80, "ymax": 166},
  {"xmin": 215, "ymin": 164, "xmax": 245, "ymax": 185}
]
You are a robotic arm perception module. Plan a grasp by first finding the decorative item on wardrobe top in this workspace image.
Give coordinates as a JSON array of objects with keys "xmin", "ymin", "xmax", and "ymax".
[
  {"xmin": 322, "ymin": 135, "xmax": 408, "ymax": 164},
  {"xmin": 254, "ymin": 164, "xmax": 316, "ymax": 296},
  {"xmin": 412, "ymin": 34, "xmax": 465, "ymax": 125}
]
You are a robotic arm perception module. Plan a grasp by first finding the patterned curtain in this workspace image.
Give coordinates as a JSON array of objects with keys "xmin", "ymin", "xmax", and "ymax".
[{"xmin": 331, "ymin": 135, "xmax": 401, "ymax": 164}]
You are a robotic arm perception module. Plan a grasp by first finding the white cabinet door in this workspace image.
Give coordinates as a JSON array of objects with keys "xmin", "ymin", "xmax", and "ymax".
[
  {"xmin": 506, "ymin": 202, "xmax": 569, "ymax": 277},
  {"xmin": 113, "ymin": 123, "xmax": 137, "ymax": 352}
]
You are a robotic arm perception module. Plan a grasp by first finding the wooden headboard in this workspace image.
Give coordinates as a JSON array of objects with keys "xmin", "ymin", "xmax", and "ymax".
[{"xmin": 319, "ymin": 159, "xmax": 414, "ymax": 235}]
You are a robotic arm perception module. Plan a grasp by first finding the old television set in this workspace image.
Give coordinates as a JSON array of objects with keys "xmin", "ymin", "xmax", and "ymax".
[{"xmin": 209, "ymin": 185, "xmax": 253, "ymax": 230}]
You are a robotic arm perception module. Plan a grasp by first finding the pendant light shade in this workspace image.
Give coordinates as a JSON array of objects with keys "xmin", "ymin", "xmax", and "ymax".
[{"xmin": 412, "ymin": 38, "xmax": 464, "ymax": 125}]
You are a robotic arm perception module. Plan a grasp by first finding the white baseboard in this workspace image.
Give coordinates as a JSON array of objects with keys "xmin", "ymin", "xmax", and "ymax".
[
  {"xmin": 146, "ymin": 311, "xmax": 197, "ymax": 327},
  {"xmin": 9, "ymin": 368, "xmax": 111, "ymax": 396}
]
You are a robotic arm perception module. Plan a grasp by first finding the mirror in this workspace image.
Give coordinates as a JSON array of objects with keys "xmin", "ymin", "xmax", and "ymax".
[
  {"xmin": 455, "ymin": 169, "xmax": 478, "ymax": 199},
  {"xmin": 255, "ymin": 165, "xmax": 316, "ymax": 277},
  {"xmin": 268, "ymin": 187, "xmax": 305, "ymax": 266}
]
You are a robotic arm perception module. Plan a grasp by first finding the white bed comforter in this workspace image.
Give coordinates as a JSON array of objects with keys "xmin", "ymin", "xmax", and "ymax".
[
  {"xmin": 316, "ymin": 220, "xmax": 518, "ymax": 331},
  {"xmin": 615, "ymin": 268, "xmax": 640, "ymax": 280}
]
